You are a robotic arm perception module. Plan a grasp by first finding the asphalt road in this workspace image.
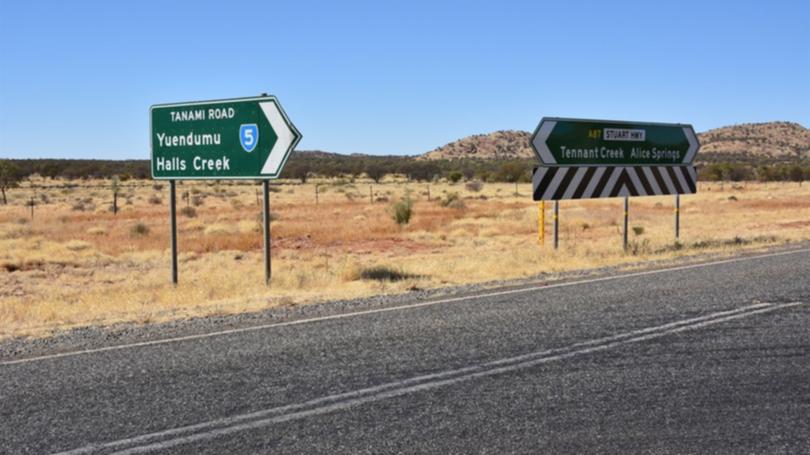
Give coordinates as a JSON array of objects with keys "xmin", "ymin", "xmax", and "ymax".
[{"xmin": 2, "ymin": 248, "xmax": 809, "ymax": 454}]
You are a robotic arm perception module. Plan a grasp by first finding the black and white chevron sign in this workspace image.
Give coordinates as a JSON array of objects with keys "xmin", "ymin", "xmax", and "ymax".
[{"xmin": 532, "ymin": 166, "xmax": 697, "ymax": 201}]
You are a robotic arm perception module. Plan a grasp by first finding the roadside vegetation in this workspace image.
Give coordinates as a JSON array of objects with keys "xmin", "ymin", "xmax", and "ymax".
[
  {"xmin": 1, "ymin": 170, "xmax": 809, "ymax": 340},
  {"xmin": 5, "ymin": 155, "xmax": 808, "ymax": 188}
]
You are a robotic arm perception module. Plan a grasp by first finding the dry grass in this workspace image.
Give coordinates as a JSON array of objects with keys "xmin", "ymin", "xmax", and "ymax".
[{"xmin": 1, "ymin": 177, "xmax": 809, "ymax": 339}]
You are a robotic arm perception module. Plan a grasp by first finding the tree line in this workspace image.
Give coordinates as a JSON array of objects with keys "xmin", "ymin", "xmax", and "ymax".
[
  {"xmin": 700, "ymin": 162, "xmax": 809, "ymax": 182},
  {"xmin": 1, "ymin": 154, "xmax": 536, "ymax": 184},
  {"xmin": 0, "ymin": 154, "xmax": 807, "ymax": 204}
]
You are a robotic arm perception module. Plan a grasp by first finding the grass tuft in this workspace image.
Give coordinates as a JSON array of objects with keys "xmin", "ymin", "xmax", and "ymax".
[
  {"xmin": 130, "ymin": 223, "xmax": 150, "ymax": 236},
  {"xmin": 359, "ymin": 266, "xmax": 416, "ymax": 282}
]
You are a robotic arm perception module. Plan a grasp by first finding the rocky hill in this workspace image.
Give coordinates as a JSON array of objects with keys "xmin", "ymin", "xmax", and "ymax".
[
  {"xmin": 421, "ymin": 130, "xmax": 534, "ymax": 160},
  {"xmin": 422, "ymin": 122, "xmax": 810, "ymax": 163},
  {"xmin": 698, "ymin": 122, "xmax": 809, "ymax": 162}
]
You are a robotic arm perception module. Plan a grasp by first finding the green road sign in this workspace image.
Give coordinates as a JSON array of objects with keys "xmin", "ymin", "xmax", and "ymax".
[
  {"xmin": 531, "ymin": 117, "xmax": 699, "ymax": 166},
  {"xmin": 150, "ymin": 96, "xmax": 301, "ymax": 180}
]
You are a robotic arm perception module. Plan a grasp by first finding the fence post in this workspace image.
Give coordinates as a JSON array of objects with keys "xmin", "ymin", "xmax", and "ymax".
[{"xmin": 623, "ymin": 196, "xmax": 629, "ymax": 251}]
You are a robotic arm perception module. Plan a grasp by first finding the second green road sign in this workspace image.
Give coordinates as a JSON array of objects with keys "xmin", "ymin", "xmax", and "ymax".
[
  {"xmin": 151, "ymin": 95, "xmax": 301, "ymax": 180},
  {"xmin": 531, "ymin": 117, "xmax": 699, "ymax": 166}
]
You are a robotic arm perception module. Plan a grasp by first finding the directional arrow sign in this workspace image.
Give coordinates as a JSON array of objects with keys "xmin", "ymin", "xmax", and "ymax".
[
  {"xmin": 531, "ymin": 117, "xmax": 699, "ymax": 167},
  {"xmin": 150, "ymin": 95, "xmax": 301, "ymax": 180}
]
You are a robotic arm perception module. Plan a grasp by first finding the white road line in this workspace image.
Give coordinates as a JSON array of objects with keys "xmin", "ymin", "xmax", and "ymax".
[
  {"xmin": 56, "ymin": 304, "xmax": 770, "ymax": 454},
  {"xmin": 4, "ymin": 247, "xmax": 809, "ymax": 367},
  {"xmin": 54, "ymin": 301, "xmax": 804, "ymax": 455}
]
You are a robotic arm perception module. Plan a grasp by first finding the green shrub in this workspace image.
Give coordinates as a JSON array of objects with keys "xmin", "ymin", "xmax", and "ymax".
[
  {"xmin": 391, "ymin": 197, "xmax": 413, "ymax": 225},
  {"xmin": 180, "ymin": 206, "xmax": 197, "ymax": 218},
  {"xmin": 131, "ymin": 223, "xmax": 150, "ymax": 236},
  {"xmin": 359, "ymin": 266, "xmax": 413, "ymax": 281},
  {"xmin": 448, "ymin": 171, "xmax": 463, "ymax": 183}
]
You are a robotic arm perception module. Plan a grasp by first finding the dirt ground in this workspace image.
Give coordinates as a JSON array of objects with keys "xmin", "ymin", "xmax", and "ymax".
[{"xmin": 1, "ymin": 176, "xmax": 808, "ymax": 339}]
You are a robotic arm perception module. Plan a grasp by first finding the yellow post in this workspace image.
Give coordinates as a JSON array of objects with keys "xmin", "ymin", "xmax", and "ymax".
[{"xmin": 538, "ymin": 201, "xmax": 545, "ymax": 245}]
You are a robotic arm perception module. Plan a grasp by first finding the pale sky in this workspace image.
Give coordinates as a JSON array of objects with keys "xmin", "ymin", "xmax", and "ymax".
[{"xmin": 1, "ymin": 0, "xmax": 808, "ymax": 158}]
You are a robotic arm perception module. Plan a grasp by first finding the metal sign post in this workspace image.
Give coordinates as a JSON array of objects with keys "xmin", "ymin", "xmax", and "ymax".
[
  {"xmin": 623, "ymin": 196, "xmax": 629, "ymax": 252},
  {"xmin": 675, "ymin": 194, "xmax": 681, "ymax": 242},
  {"xmin": 150, "ymin": 95, "xmax": 301, "ymax": 284},
  {"xmin": 263, "ymin": 180, "xmax": 271, "ymax": 284},
  {"xmin": 169, "ymin": 180, "xmax": 178, "ymax": 284},
  {"xmin": 553, "ymin": 200, "xmax": 559, "ymax": 250}
]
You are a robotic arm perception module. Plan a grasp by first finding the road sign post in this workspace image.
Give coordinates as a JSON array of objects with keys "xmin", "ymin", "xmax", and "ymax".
[
  {"xmin": 530, "ymin": 117, "xmax": 700, "ymax": 252},
  {"xmin": 150, "ymin": 95, "xmax": 300, "ymax": 284},
  {"xmin": 675, "ymin": 194, "xmax": 681, "ymax": 242},
  {"xmin": 263, "ymin": 180, "xmax": 271, "ymax": 284},
  {"xmin": 169, "ymin": 180, "xmax": 178, "ymax": 285},
  {"xmin": 553, "ymin": 201, "xmax": 559, "ymax": 250},
  {"xmin": 623, "ymin": 196, "xmax": 629, "ymax": 252}
]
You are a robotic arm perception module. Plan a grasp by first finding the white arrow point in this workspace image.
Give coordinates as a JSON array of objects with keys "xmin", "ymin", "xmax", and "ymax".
[
  {"xmin": 260, "ymin": 101, "xmax": 296, "ymax": 175},
  {"xmin": 532, "ymin": 120, "xmax": 557, "ymax": 165},
  {"xmin": 683, "ymin": 125, "xmax": 700, "ymax": 164}
]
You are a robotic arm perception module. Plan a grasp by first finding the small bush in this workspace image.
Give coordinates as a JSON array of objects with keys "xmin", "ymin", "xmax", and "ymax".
[
  {"xmin": 148, "ymin": 195, "xmax": 162, "ymax": 205},
  {"xmin": 152, "ymin": 184, "xmax": 164, "ymax": 191},
  {"xmin": 440, "ymin": 192, "xmax": 465, "ymax": 209},
  {"xmin": 391, "ymin": 198, "xmax": 413, "ymax": 225},
  {"xmin": 65, "ymin": 240, "xmax": 92, "ymax": 252},
  {"xmin": 448, "ymin": 171, "xmax": 463, "ymax": 183},
  {"xmin": 192, "ymin": 196, "xmax": 204, "ymax": 207},
  {"xmin": 465, "ymin": 181, "xmax": 484, "ymax": 192},
  {"xmin": 204, "ymin": 224, "xmax": 233, "ymax": 235},
  {"xmin": 86, "ymin": 226, "xmax": 107, "ymax": 235},
  {"xmin": 632, "ymin": 226, "xmax": 645, "ymax": 236},
  {"xmin": 359, "ymin": 266, "xmax": 414, "ymax": 281},
  {"xmin": 728, "ymin": 195, "xmax": 738, "ymax": 201},
  {"xmin": 72, "ymin": 201, "xmax": 95, "ymax": 212},
  {"xmin": 180, "ymin": 206, "xmax": 197, "ymax": 218},
  {"xmin": 728, "ymin": 235, "xmax": 748, "ymax": 245},
  {"xmin": 627, "ymin": 239, "xmax": 652, "ymax": 256},
  {"xmin": 131, "ymin": 223, "xmax": 150, "ymax": 236}
]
